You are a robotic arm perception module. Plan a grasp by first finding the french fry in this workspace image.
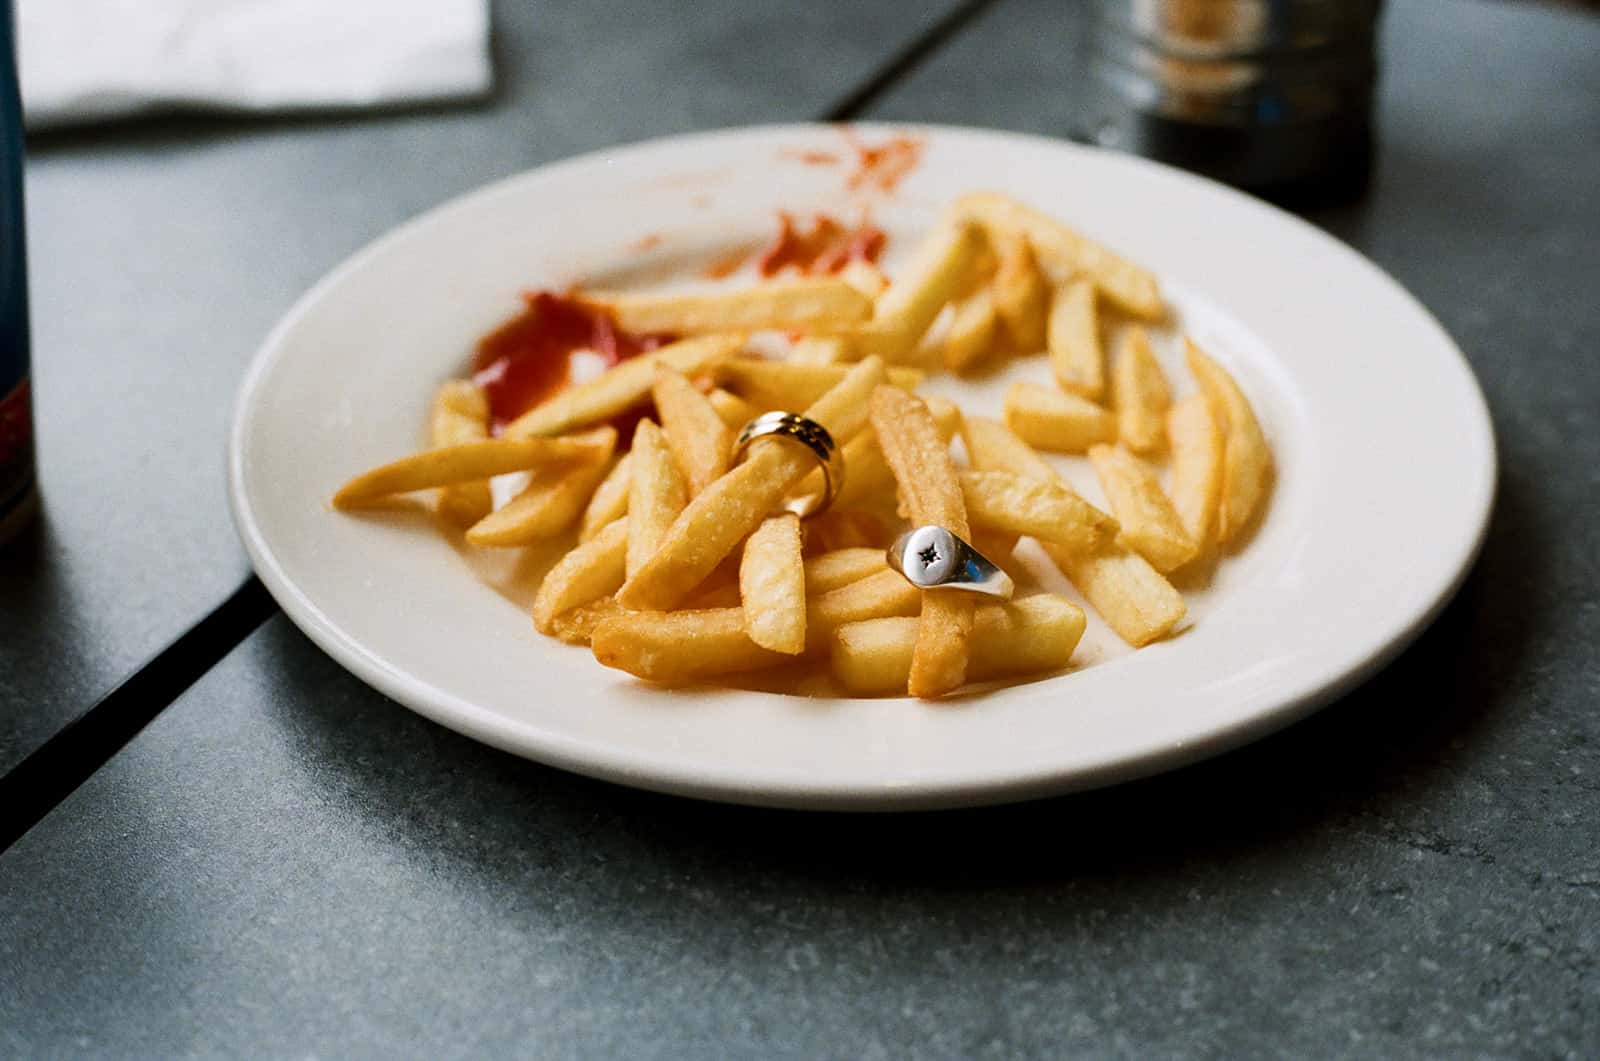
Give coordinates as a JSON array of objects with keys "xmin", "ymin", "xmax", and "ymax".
[
  {"xmin": 1185, "ymin": 339, "xmax": 1273, "ymax": 544},
  {"xmin": 707, "ymin": 388, "xmax": 758, "ymax": 430},
  {"xmin": 592, "ymin": 607, "xmax": 791, "ymax": 684},
  {"xmin": 807, "ymin": 510, "xmax": 891, "ymax": 551},
  {"xmin": 954, "ymin": 191, "xmax": 1164, "ymax": 321},
  {"xmin": 874, "ymin": 219, "xmax": 984, "ymax": 337},
  {"xmin": 626, "ymin": 419, "xmax": 688, "ymax": 578},
  {"xmin": 428, "ymin": 380, "xmax": 495, "ymax": 527},
  {"xmin": 808, "ymin": 568, "xmax": 923, "ymax": 649},
  {"xmin": 798, "ymin": 392, "xmax": 960, "ymax": 510},
  {"xmin": 740, "ymin": 513, "xmax": 806, "ymax": 654},
  {"xmin": 803, "ymin": 548, "xmax": 887, "ymax": 595},
  {"xmin": 579, "ymin": 452, "xmax": 632, "ymax": 541},
  {"xmin": 959, "ymin": 470, "xmax": 1119, "ymax": 553},
  {"xmin": 961, "ymin": 415, "xmax": 1057, "ymax": 481},
  {"xmin": 789, "ymin": 336, "xmax": 851, "ymax": 365},
  {"xmin": 1166, "ymin": 392, "xmax": 1223, "ymax": 556},
  {"xmin": 532, "ymin": 519, "xmax": 628, "ymax": 634},
  {"xmin": 1003, "ymin": 381, "xmax": 1116, "ymax": 453},
  {"xmin": 870, "ymin": 385, "xmax": 975, "ymax": 698},
  {"xmin": 652, "ymin": 367, "xmax": 733, "ymax": 496},
  {"xmin": 1112, "ymin": 327, "xmax": 1171, "ymax": 456},
  {"xmin": 717, "ymin": 358, "xmax": 922, "ymax": 412},
  {"xmin": 618, "ymin": 357, "xmax": 887, "ymax": 611},
  {"xmin": 942, "ymin": 287, "xmax": 998, "ymax": 374},
  {"xmin": 547, "ymin": 597, "xmax": 625, "ymax": 646},
  {"xmin": 991, "ymin": 233, "xmax": 1048, "ymax": 352},
  {"xmin": 464, "ymin": 428, "xmax": 616, "ymax": 547},
  {"xmin": 839, "ymin": 259, "xmax": 890, "ymax": 300},
  {"xmin": 1048, "ymin": 543, "xmax": 1184, "ymax": 646},
  {"xmin": 501, "ymin": 333, "xmax": 741, "ymax": 440},
  {"xmin": 588, "ymin": 278, "xmax": 870, "ymax": 335},
  {"xmin": 333, "ymin": 432, "xmax": 612, "ymax": 509},
  {"xmin": 963, "ymin": 416, "xmax": 1185, "ymax": 646},
  {"xmin": 832, "ymin": 594, "xmax": 1087, "ymax": 696},
  {"xmin": 1047, "ymin": 280, "xmax": 1105, "ymax": 400},
  {"xmin": 1088, "ymin": 444, "xmax": 1198, "ymax": 573}
]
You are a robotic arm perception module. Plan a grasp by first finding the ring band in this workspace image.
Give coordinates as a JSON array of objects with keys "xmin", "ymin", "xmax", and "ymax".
[
  {"xmin": 732, "ymin": 411, "xmax": 845, "ymax": 519},
  {"xmin": 887, "ymin": 525, "xmax": 1015, "ymax": 599}
]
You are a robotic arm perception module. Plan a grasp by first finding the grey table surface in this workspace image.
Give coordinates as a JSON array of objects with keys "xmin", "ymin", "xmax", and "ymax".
[{"xmin": 4, "ymin": 0, "xmax": 1600, "ymax": 1057}]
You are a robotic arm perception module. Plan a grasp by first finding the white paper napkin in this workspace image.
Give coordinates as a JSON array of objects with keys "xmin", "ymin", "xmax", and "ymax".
[{"xmin": 18, "ymin": 0, "xmax": 492, "ymax": 130}]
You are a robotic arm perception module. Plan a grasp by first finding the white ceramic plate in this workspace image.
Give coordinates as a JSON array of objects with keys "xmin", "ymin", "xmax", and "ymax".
[{"xmin": 229, "ymin": 124, "xmax": 1494, "ymax": 810}]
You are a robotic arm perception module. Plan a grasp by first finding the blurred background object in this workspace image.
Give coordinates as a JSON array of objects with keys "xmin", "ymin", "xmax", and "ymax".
[
  {"xmin": 1075, "ymin": 0, "xmax": 1382, "ymax": 202},
  {"xmin": 0, "ymin": 0, "xmax": 32, "ymax": 545},
  {"xmin": 17, "ymin": 0, "xmax": 492, "ymax": 130}
]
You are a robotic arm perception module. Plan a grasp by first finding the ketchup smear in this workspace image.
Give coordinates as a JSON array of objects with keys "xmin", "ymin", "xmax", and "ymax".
[
  {"xmin": 471, "ymin": 291, "xmax": 673, "ymax": 433},
  {"xmin": 755, "ymin": 212, "xmax": 885, "ymax": 277}
]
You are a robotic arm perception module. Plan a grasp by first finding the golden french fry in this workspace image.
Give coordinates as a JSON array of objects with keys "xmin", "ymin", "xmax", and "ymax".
[
  {"xmin": 839, "ymin": 259, "xmax": 890, "ymax": 299},
  {"xmin": 579, "ymin": 452, "xmax": 632, "ymax": 541},
  {"xmin": 626, "ymin": 418, "xmax": 688, "ymax": 578},
  {"xmin": 707, "ymin": 388, "xmax": 758, "ymax": 430},
  {"xmin": 1186, "ymin": 339, "xmax": 1273, "ymax": 544},
  {"xmin": 464, "ymin": 428, "xmax": 616, "ymax": 547},
  {"xmin": 428, "ymin": 379, "xmax": 494, "ymax": 527},
  {"xmin": 683, "ymin": 573, "xmax": 743, "ymax": 610},
  {"xmin": 333, "ymin": 432, "xmax": 612, "ymax": 509},
  {"xmin": 963, "ymin": 416, "xmax": 1185, "ymax": 646},
  {"xmin": 961, "ymin": 416, "xmax": 1057, "ymax": 480},
  {"xmin": 942, "ymin": 287, "xmax": 998, "ymax": 373},
  {"xmin": 959, "ymin": 470, "xmax": 1119, "ymax": 553},
  {"xmin": 789, "ymin": 336, "xmax": 851, "ymax": 365},
  {"xmin": 1003, "ymin": 380, "xmax": 1116, "ymax": 454},
  {"xmin": 532, "ymin": 518, "xmax": 628, "ymax": 634},
  {"xmin": 618, "ymin": 357, "xmax": 887, "ymax": 611},
  {"xmin": 717, "ymin": 358, "xmax": 921, "ymax": 412},
  {"xmin": 1112, "ymin": 327, "xmax": 1171, "ymax": 456},
  {"xmin": 1166, "ymin": 392, "xmax": 1223, "ymax": 556},
  {"xmin": 1047, "ymin": 280, "xmax": 1105, "ymax": 400},
  {"xmin": 954, "ymin": 191, "xmax": 1164, "ymax": 320},
  {"xmin": 807, "ymin": 568, "xmax": 923, "ymax": 650},
  {"xmin": 591, "ymin": 608, "xmax": 791, "ymax": 684},
  {"xmin": 807, "ymin": 510, "xmax": 891, "ymax": 552},
  {"xmin": 873, "ymin": 219, "xmax": 984, "ymax": 338},
  {"xmin": 1047, "ymin": 542, "xmax": 1184, "ymax": 647},
  {"xmin": 740, "ymin": 513, "xmax": 806, "ymax": 654},
  {"xmin": 652, "ymin": 368, "xmax": 733, "ymax": 496},
  {"xmin": 501, "ymin": 333, "xmax": 741, "ymax": 440},
  {"xmin": 547, "ymin": 597, "xmax": 625, "ymax": 646},
  {"xmin": 991, "ymin": 233, "xmax": 1048, "ymax": 352},
  {"xmin": 799, "ymin": 392, "xmax": 960, "ymax": 510},
  {"xmin": 832, "ymin": 594, "xmax": 1087, "ymax": 696},
  {"xmin": 870, "ymin": 384, "xmax": 975, "ymax": 698},
  {"xmin": 803, "ymin": 548, "xmax": 887, "ymax": 595},
  {"xmin": 1088, "ymin": 444, "xmax": 1198, "ymax": 573},
  {"xmin": 589, "ymin": 278, "xmax": 871, "ymax": 335}
]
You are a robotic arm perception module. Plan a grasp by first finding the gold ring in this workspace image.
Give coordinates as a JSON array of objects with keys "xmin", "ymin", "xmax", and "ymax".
[{"xmin": 732, "ymin": 411, "xmax": 845, "ymax": 519}]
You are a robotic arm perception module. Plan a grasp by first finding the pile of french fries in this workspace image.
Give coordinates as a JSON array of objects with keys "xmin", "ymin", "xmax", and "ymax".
[{"xmin": 333, "ymin": 193, "xmax": 1273, "ymax": 699}]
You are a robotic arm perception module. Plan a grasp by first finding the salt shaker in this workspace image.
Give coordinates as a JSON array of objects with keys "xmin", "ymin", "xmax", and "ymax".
[{"xmin": 1076, "ymin": 0, "xmax": 1383, "ymax": 202}]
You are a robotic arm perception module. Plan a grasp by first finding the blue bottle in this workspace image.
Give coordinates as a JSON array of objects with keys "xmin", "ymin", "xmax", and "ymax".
[{"xmin": 0, "ymin": 0, "xmax": 33, "ymax": 543}]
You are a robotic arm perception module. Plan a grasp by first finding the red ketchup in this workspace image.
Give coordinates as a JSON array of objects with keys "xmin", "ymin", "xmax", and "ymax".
[
  {"xmin": 755, "ymin": 212, "xmax": 885, "ymax": 277},
  {"xmin": 470, "ymin": 291, "xmax": 672, "ymax": 436}
]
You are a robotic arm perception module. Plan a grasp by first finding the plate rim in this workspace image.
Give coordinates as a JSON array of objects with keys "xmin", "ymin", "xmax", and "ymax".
[{"xmin": 228, "ymin": 121, "xmax": 1497, "ymax": 811}]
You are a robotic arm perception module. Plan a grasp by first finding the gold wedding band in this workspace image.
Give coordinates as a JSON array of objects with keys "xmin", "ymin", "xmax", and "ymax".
[{"xmin": 732, "ymin": 411, "xmax": 845, "ymax": 519}]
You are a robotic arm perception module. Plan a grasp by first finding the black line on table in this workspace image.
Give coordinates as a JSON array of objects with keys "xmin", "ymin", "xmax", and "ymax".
[
  {"xmin": 0, "ymin": 575, "xmax": 276, "ymax": 853},
  {"xmin": 820, "ymin": 0, "xmax": 1005, "ymax": 121}
]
